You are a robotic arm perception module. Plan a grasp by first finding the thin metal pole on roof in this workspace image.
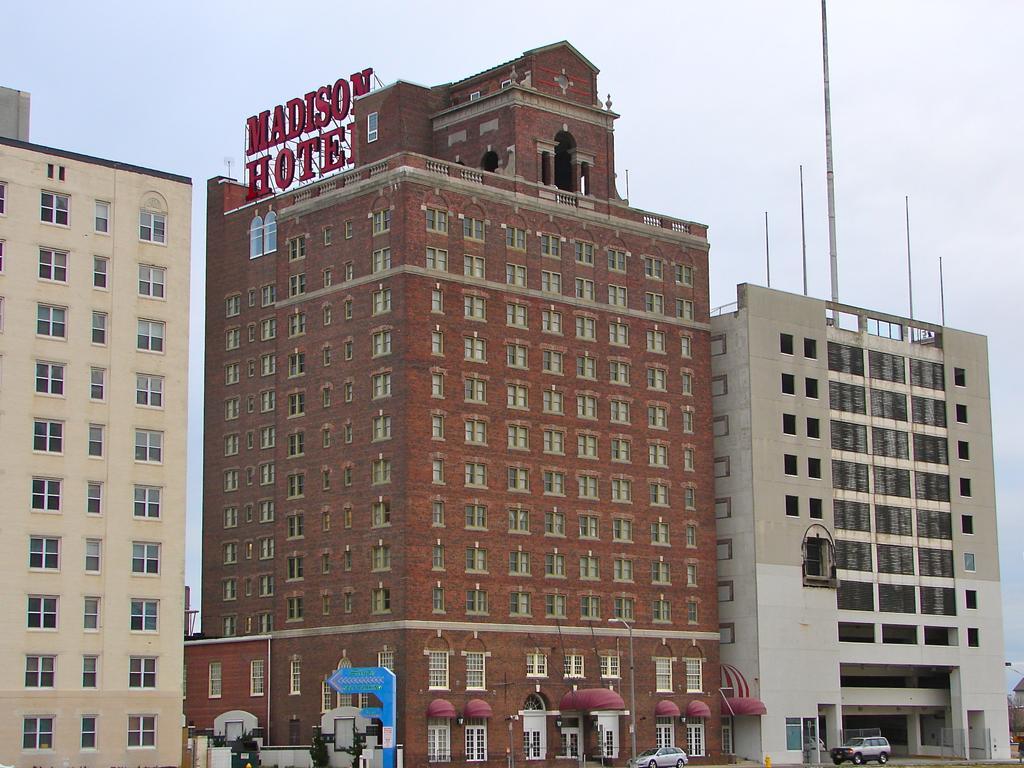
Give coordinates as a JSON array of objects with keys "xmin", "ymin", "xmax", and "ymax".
[
  {"xmin": 905, "ymin": 195, "xmax": 914, "ymax": 319},
  {"xmin": 800, "ymin": 165, "xmax": 808, "ymax": 296},
  {"xmin": 765, "ymin": 211, "xmax": 771, "ymax": 287},
  {"xmin": 822, "ymin": 0, "xmax": 840, "ymax": 302},
  {"xmin": 939, "ymin": 257, "xmax": 946, "ymax": 326}
]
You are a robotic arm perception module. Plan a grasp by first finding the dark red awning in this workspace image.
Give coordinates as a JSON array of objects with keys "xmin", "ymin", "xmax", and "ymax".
[
  {"xmin": 685, "ymin": 700, "xmax": 712, "ymax": 718},
  {"xmin": 722, "ymin": 697, "xmax": 767, "ymax": 716},
  {"xmin": 559, "ymin": 688, "xmax": 626, "ymax": 711},
  {"xmin": 655, "ymin": 700, "xmax": 681, "ymax": 717},
  {"xmin": 463, "ymin": 698, "xmax": 493, "ymax": 718},
  {"xmin": 426, "ymin": 699, "xmax": 456, "ymax": 718}
]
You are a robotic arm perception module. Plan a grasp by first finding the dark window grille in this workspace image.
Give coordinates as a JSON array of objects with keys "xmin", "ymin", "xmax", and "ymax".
[
  {"xmin": 877, "ymin": 543, "xmax": 915, "ymax": 575},
  {"xmin": 872, "ymin": 427, "xmax": 909, "ymax": 458},
  {"xmin": 834, "ymin": 500, "xmax": 871, "ymax": 532},
  {"xmin": 875, "ymin": 505, "xmax": 913, "ymax": 536},
  {"xmin": 918, "ymin": 547, "xmax": 954, "ymax": 577},
  {"xmin": 878, "ymin": 583, "xmax": 917, "ymax": 613},
  {"xmin": 873, "ymin": 466, "xmax": 912, "ymax": 497},
  {"xmin": 831, "ymin": 420, "xmax": 868, "ymax": 453},
  {"xmin": 870, "ymin": 389, "xmax": 908, "ymax": 421},
  {"xmin": 828, "ymin": 342, "xmax": 865, "ymax": 375},
  {"xmin": 869, "ymin": 350, "xmax": 906, "ymax": 383},
  {"xmin": 912, "ymin": 395, "xmax": 947, "ymax": 427},
  {"xmin": 917, "ymin": 509, "xmax": 952, "ymax": 539},
  {"xmin": 920, "ymin": 586, "xmax": 956, "ymax": 616},
  {"xmin": 829, "ymin": 381, "xmax": 866, "ymax": 414},
  {"xmin": 832, "ymin": 460, "xmax": 870, "ymax": 492},
  {"xmin": 835, "ymin": 540, "xmax": 873, "ymax": 571},
  {"xmin": 913, "ymin": 433, "xmax": 949, "ymax": 465},
  {"xmin": 910, "ymin": 359, "xmax": 945, "ymax": 390},
  {"xmin": 915, "ymin": 472, "xmax": 950, "ymax": 502},
  {"xmin": 837, "ymin": 580, "xmax": 874, "ymax": 611}
]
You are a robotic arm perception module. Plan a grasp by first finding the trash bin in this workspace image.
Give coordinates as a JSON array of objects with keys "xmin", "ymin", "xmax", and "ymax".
[{"xmin": 230, "ymin": 741, "xmax": 260, "ymax": 768}]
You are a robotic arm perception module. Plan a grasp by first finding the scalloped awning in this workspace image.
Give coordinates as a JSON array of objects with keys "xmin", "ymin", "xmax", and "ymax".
[
  {"xmin": 559, "ymin": 689, "xmax": 626, "ymax": 711},
  {"xmin": 685, "ymin": 700, "xmax": 712, "ymax": 718},
  {"xmin": 426, "ymin": 699, "xmax": 456, "ymax": 718},
  {"xmin": 655, "ymin": 700, "xmax": 681, "ymax": 717},
  {"xmin": 463, "ymin": 698, "xmax": 493, "ymax": 718}
]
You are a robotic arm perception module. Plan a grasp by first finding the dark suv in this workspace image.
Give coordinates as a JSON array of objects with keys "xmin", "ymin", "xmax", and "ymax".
[{"xmin": 830, "ymin": 736, "xmax": 890, "ymax": 765}]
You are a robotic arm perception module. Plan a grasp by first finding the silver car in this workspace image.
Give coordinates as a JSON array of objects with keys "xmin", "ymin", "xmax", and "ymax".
[
  {"xmin": 830, "ymin": 736, "xmax": 891, "ymax": 765},
  {"xmin": 634, "ymin": 746, "xmax": 689, "ymax": 768}
]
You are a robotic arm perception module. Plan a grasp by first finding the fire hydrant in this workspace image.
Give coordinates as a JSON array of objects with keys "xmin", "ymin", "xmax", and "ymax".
[{"xmin": 765, "ymin": 756, "xmax": 772, "ymax": 768}]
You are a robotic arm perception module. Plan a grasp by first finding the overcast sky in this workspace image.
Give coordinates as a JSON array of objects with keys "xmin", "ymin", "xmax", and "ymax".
[{"xmin": 7, "ymin": 0, "xmax": 1023, "ymax": 687}]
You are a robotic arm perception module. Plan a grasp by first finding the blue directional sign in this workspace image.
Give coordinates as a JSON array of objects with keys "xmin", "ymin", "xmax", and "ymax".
[{"xmin": 326, "ymin": 666, "xmax": 396, "ymax": 768}]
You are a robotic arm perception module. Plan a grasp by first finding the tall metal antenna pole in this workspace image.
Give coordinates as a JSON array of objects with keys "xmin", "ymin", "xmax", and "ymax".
[
  {"xmin": 625, "ymin": 169, "xmax": 630, "ymax": 200},
  {"xmin": 764, "ymin": 211, "xmax": 771, "ymax": 287},
  {"xmin": 822, "ymin": 0, "xmax": 840, "ymax": 302},
  {"xmin": 905, "ymin": 195, "xmax": 914, "ymax": 319},
  {"xmin": 800, "ymin": 165, "xmax": 808, "ymax": 296},
  {"xmin": 939, "ymin": 257, "xmax": 946, "ymax": 326}
]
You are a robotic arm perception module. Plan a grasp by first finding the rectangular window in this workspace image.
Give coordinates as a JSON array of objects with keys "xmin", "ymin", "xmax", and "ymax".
[
  {"xmin": 41, "ymin": 191, "xmax": 70, "ymax": 225},
  {"xmin": 655, "ymin": 658, "xmax": 673, "ymax": 692},
  {"xmin": 130, "ymin": 656, "xmax": 157, "ymax": 689},
  {"xmin": 139, "ymin": 210, "xmax": 166, "ymax": 243},
  {"xmin": 90, "ymin": 255, "xmax": 109, "ymax": 289},
  {"xmin": 33, "ymin": 419, "xmax": 64, "ymax": 453},
  {"xmin": 429, "ymin": 651, "xmax": 449, "ymax": 688},
  {"xmin": 27, "ymin": 595, "xmax": 59, "ymax": 629},
  {"xmin": 137, "ymin": 319, "xmax": 165, "ymax": 352},
  {"xmin": 466, "ymin": 652, "xmax": 486, "ymax": 689},
  {"xmin": 23, "ymin": 716, "xmax": 55, "ymax": 750},
  {"xmin": 37, "ymin": 304, "xmax": 67, "ymax": 338},
  {"xmin": 138, "ymin": 265, "xmax": 166, "ymax": 298},
  {"xmin": 25, "ymin": 655, "xmax": 56, "ymax": 687},
  {"xmin": 130, "ymin": 599, "xmax": 158, "ymax": 631},
  {"xmin": 134, "ymin": 430, "xmax": 163, "ymax": 463},
  {"xmin": 88, "ymin": 311, "xmax": 108, "ymax": 345},
  {"xmin": 38, "ymin": 248, "xmax": 68, "ymax": 282},
  {"xmin": 541, "ymin": 270, "xmax": 562, "ymax": 294}
]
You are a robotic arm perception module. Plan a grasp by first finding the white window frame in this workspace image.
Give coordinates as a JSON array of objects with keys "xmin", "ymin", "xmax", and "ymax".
[{"xmin": 139, "ymin": 210, "xmax": 167, "ymax": 244}]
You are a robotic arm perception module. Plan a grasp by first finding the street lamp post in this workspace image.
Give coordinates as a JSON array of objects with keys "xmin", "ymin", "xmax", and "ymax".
[{"xmin": 610, "ymin": 617, "xmax": 638, "ymax": 765}]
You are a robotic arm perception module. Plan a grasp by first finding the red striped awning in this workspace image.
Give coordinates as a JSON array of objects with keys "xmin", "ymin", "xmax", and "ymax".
[
  {"xmin": 722, "ymin": 697, "xmax": 767, "ymax": 716},
  {"xmin": 559, "ymin": 688, "xmax": 626, "ymax": 712},
  {"xmin": 720, "ymin": 663, "xmax": 751, "ymax": 697},
  {"xmin": 426, "ymin": 699, "xmax": 456, "ymax": 718},
  {"xmin": 685, "ymin": 700, "xmax": 712, "ymax": 718},
  {"xmin": 463, "ymin": 698, "xmax": 493, "ymax": 718},
  {"xmin": 655, "ymin": 700, "xmax": 681, "ymax": 717},
  {"xmin": 720, "ymin": 664, "xmax": 766, "ymax": 715}
]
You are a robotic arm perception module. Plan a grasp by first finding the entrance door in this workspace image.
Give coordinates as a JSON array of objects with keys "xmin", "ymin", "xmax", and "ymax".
[
  {"xmin": 560, "ymin": 727, "xmax": 580, "ymax": 758},
  {"xmin": 656, "ymin": 717, "xmax": 675, "ymax": 748},
  {"xmin": 803, "ymin": 718, "xmax": 821, "ymax": 764},
  {"xmin": 225, "ymin": 721, "xmax": 244, "ymax": 742}
]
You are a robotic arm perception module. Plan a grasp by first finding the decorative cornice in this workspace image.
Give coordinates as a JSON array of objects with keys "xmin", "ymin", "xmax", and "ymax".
[
  {"xmin": 431, "ymin": 86, "xmax": 616, "ymax": 133},
  {"xmin": 269, "ymin": 618, "xmax": 720, "ymax": 642}
]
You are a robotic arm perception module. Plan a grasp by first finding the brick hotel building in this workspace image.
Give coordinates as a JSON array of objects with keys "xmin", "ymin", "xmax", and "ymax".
[{"xmin": 195, "ymin": 43, "xmax": 723, "ymax": 765}]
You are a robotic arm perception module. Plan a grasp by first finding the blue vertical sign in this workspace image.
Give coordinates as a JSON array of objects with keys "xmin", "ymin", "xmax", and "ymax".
[{"xmin": 326, "ymin": 666, "xmax": 396, "ymax": 768}]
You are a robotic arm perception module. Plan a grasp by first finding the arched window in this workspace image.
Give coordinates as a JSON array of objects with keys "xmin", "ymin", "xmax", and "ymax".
[
  {"xmin": 803, "ymin": 525, "xmax": 837, "ymax": 587},
  {"xmin": 249, "ymin": 215, "xmax": 264, "ymax": 259},
  {"xmin": 553, "ymin": 131, "xmax": 576, "ymax": 192},
  {"xmin": 336, "ymin": 657, "xmax": 352, "ymax": 707},
  {"xmin": 524, "ymin": 693, "xmax": 546, "ymax": 711},
  {"xmin": 264, "ymin": 211, "xmax": 278, "ymax": 253},
  {"xmin": 481, "ymin": 151, "xmax": 499, "ymax": 173}
]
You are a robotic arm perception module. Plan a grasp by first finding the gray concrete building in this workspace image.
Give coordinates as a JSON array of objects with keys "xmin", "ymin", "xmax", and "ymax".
[{"xmin": 710, "ymin": 284, "xmax": 1007, "ymax": 763}]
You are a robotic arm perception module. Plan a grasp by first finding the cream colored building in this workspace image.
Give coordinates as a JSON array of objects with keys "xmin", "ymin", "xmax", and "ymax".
[
  {"xmin": 712, "ymin": 284, "xmax": 1007, "ymax": 763},
  {"xmin": 0, "ymin": 115, "xmax": 191, "ymax": 767}
]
